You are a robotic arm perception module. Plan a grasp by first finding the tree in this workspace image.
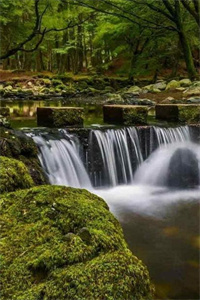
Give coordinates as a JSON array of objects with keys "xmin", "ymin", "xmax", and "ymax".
[
  {"xmin": 72, "ymin": 0, "xmax": 199, "ymax": 79},
  {"xmin": 0, "ymin": 0, "xmax": 89, "ymax": 60}
]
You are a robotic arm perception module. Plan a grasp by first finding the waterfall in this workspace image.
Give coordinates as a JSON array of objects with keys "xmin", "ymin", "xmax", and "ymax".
[
  {"xmin": 28, "ymin": 125, "xmax": 199, "ymax": 189},
  {"xmin": 88, "ymin": 127, "xmax": 143, "ymax": 186},
  {"xmin": 29, "ymin": 132, "xmax": 92, "ymax": 189},
  {"xmin": 153, "ymin": 125, "xmax": 190, "ymax": 145}
]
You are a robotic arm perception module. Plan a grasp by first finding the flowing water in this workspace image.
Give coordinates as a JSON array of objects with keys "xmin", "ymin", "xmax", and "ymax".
[{"xmin": 29, "ymin": 125, "xmax": 200, "ymax": 299}]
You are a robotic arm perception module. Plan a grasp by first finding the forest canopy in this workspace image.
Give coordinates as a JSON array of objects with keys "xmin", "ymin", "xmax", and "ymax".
[{"xmin": 0, "ymin": 0, "xmax": 199, "ymax": 79}]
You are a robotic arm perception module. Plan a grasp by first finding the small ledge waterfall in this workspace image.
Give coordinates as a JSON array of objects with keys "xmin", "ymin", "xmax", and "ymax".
[
  {"xmin": 29, "ymin": 132, "xmax": 91, "ymax": 188},
  {"xmin": 30, "ymin": 125, "xmax": 200, "ymax": 189}
]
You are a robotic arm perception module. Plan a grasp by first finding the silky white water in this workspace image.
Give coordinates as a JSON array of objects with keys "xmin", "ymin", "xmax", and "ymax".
[{"xmin": 29, "ymin": 133, "xmax": 91, "ymax": 188}]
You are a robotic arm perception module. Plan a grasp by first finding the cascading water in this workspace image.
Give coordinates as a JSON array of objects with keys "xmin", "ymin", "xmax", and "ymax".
[
  {"xmin": 153, "ymin": 125, "xmax": 190, "ymax": 145},
  {"xmin": 88, "ymin": 127, "xmax": 143, "ymax": 186},
  {"xmin": 134, "ymin": 142, "xmax": 200, "ymax": 188},
  {"xmin": 28, "ymin": 125, "xmax": 199, "ymax": 189},
  {"xmin": 28, "ymin": 132, "xmax": 91, "ymax": 189}
]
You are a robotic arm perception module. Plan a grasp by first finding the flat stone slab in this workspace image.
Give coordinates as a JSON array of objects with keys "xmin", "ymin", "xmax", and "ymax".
[
  {"xmin": 103, "ymin": 105, "xmax": 148, "ymax": 125},
  {"xmin": 155, "ymin": 104, "xmax": 200, "ymax": 123},
  {"xmin": 37, "ymin": 107, "xmax": 84, "ymax": 128}
]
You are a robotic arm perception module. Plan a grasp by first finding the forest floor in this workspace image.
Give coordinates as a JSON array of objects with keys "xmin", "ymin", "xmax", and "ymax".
[{"xmin": 0, "ymin": 69, "xmax": 199, "ymax": 104}]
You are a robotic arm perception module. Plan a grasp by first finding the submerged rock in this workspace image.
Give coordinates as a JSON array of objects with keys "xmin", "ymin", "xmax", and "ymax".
[
  {"xmin": 0, "ymin": 156, "xmax": 34, "ymax": 193},
  {"xmin": 167, "ymin": 148, "xmax": 199, "ymax": 188},
  {"xmin": 0, "ymin": 186, "xmax": 154, "ymax": 300}
]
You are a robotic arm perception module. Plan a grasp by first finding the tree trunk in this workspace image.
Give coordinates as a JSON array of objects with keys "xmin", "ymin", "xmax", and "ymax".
[{"xmin": 178, "ymin": 30, "xmax": 197, "ymax": 79}]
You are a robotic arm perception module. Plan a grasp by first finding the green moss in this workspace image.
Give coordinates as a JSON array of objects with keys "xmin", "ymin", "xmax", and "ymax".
[
  {"xmin": 123, "ymin": 107, "xmax": 148, "ymax": 125},
  {"xmin": 0, "ymin": 128, "xmax": 47, "ymax": 185},
  {"xmin": 52, "ymin": 109, "xmax": 84, "ymax": 127},
  {"xmin": 52, "ymin": 79, "xmax": 63, "ymax": 87},
  {"xmin": 0, "ymin": 186, "xmax": 154, "ymax": 300},
  {"xmin": 41, "ymin": 78, "xmax": 52, "ymax": 87},
  {"xmin": 179, "ymin": 105, "xmax": 200, "ymax": 123},
  {"xmin": 0, "ymin": 156, "xmax": 34, "ymax": 193}
]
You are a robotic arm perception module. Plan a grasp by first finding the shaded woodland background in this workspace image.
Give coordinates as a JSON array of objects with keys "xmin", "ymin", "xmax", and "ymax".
[{"xmin": 0, "ymin": 0, "xmax": 199, "ymax": 80}]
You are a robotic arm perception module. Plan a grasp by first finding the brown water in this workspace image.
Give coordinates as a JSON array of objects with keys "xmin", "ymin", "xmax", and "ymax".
[{"xmin": 96, "ymin": 186, "xmax": 200, "ymax": 299}]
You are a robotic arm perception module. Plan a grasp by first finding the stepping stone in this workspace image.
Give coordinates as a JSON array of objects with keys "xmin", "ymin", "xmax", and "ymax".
[
  {"xmin": 37, "ymin": 107, "xmax": 84, "ymax": 128},
  {"xmin": 103, "ymin": 105, "xmax": 148, "ymax": 125},
  {"xmin": 155, "ymin": 104, "xmax": 200, "ymax": 123}
]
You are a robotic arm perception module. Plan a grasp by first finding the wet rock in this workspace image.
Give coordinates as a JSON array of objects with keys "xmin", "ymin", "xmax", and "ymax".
[
  {"xmin": 161, "ymin": 97, "xmax": 176, "ymax": 104},
  {"xmin": 186, "ymin": 97, "xmax": 200, "ymax": 104},
  {"xmin": 176, "ymin": 87, "xmax": 186, "ymax": 92},
  {"xmin": 127, "ymin": 85, "xmax": 142, "ymax": 93},
  {"xmin": 166, "ymin": 80, "xmax": 180, "ymax": 90},
  {"xmin": 105, "ymin": 93, "xmax": 123, "ymax": 104},
  {"xmin": 180, "ymin": 79, "xmax": 192, "ymax": 87},
  {"xmin": 142, "ymin": 84, "xmax": 153, "ymax": 92},
  {"xmin": 127, "ymin": 98, "xmax": 155, "ymax": 106},
  {"xmin": 167, "ymin": 148, "xmax": 199, "ymax": 188},
  {"xmin": 153, "ymin": 81, "xmax": 167, "ymax": 90},
  {"xmin": 4, "ymin": 85, "xmax": 13, "ymax": 91}
]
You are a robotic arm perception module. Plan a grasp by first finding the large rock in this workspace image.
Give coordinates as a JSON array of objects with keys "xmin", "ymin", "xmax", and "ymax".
[
  {"xmin": 103, "ymin": 105, "xmax": 148, "ymax": 125},
  {"xmin": 0, "ymin": 128, "xmax": 47, "ymax": 185},
  {"xmin": 127, "ymin": 85, "xmax": 142, "ymax": 93},
  {"xmin": 156, "ymin": 104, "xmax": 200, "ymax": 123},
  {"xmin": 166, "ymin": 80, "xmax": 180, "ymax": 90},
  {"xmin": 37, "ymin": 107, "xmax": 84, "ymax": 128},
  {"xmin": 0, "ymin": 186, "xmax": 154, "ymax": 300},
  {"xmin": 0, "ymin": 156, "xmax": 34, "ymax": 193},
  {"xmin": 153, "ymin": 81, "xmax": 166, "ymax": 90},
  {"xmin": 167, "ymin": 148, "xmax": 199, "ymax": 188},
  {"xmin": 180, "ymin": 79, "xmax": 192, "ymax": 87}
]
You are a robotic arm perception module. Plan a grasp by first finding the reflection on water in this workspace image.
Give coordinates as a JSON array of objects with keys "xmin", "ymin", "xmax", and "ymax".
[
  {"xmin": 0, "ymin": 99, "xmax": 104, "ymax": 127},
  {"xmin": 95, "ymin": 186, "xmax": 200, "ymax": 299}
]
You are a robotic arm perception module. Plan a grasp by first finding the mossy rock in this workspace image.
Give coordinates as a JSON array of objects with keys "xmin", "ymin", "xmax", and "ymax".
[
  {"xmin": 41, "ymin": 78, "xmax": 52, "ymax": 87},
  {"xmin": 0, "ymin": 185, "xmax": 154, "ymax": 300},
  {"xmin": 0, "ymin": 156, "xmax": 34, "ymax": 193},
  {"xmin": 0, "ymin": 128, "xmax": 47, "ymax": 185},
  {"xmin": 52, "ymin": 79, "xmax": 63, "ymax": 87},
  {"xmin": 37, "ymin": 107, "xmax": 84, "ymax": 127},
  {"xmin": 104, "ymin": 105, "xmax": 148, "ymax": 125},
  {"xmin": 179, "ymin": 105, "xmax": 200, "ymax": 123}
]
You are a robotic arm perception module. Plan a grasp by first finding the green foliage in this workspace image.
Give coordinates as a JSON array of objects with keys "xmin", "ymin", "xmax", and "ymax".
[
  {"xmin": 0, "ymin": 185, "xmax": 154, "ymax": 300},
  {"xmin": 0, "ymin": 156, "xmax": 34, "ymax": 193},
  {"xmin": 0, "ymin": 0, "xmax": 199, "ymax": 78}
]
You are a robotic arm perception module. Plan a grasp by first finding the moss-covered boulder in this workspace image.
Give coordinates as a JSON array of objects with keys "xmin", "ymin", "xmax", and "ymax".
[
  {"xmin": 166, "ymin": 80, "xmax": 180, "ymax": 90},
  {"xmin": 0, "ymin": 128, "xmax": 47, "ymax": 185},
  {"xmin": 0, "ymin": 156, "xmax": 34, "ymax": 193},
  {"xmin": 0, "ymin": 185, "xmax": 154, "ymax": 300}
]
